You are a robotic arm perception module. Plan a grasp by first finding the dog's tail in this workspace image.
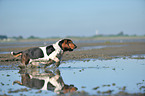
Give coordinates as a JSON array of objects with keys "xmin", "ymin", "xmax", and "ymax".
[{"xmin": 11, "ymin": 51, "xmax": 23, "ymax": 57}]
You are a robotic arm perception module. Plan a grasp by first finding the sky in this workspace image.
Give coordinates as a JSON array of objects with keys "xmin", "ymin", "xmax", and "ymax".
[{"xmin": 0, "ymin": 0, "xmax": 145, "ymax": 38}]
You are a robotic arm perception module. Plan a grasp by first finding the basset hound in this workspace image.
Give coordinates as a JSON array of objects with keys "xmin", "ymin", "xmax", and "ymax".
[{"xmin": 11, "ymin": 39, "xmax": 77, "ymax": 68}]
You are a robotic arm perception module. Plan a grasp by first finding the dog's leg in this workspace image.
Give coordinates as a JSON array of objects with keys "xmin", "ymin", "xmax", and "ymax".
[
  {"xmin": 55, "ymin": 61, "xmax": 60, "ymax": 67},
  {"xmin": 25, "ymin": 54, "xmax": 30, "ymax": 65},
  {"xmin": 55, "ymin": 69, "xmax": 60, "ymax": 75},
  {"xmin": 44, "ymin": 57, "xmax": 60, "ymax": 68},
  {"xmin": 53, "ymin": 57, "xmax": 61, "ymax": 67},
  {"xmin": 44, "ymin": 59, "xmax": 54, "ymax": 68},
  {"xmin": 19, "ymin": 53, "xmax": 30, "ymax": 68}
]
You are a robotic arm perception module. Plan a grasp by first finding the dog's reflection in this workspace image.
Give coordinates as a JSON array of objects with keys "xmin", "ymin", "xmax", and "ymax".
[{"xmin": 13, "ymin": 68, "xmax": 77, "ymax": 94}]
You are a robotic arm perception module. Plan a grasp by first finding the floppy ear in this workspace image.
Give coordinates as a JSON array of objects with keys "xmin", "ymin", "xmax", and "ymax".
[
  {"xmin": 58, "ymin": 39, "xmax": 70, "ymax": 51},
  {"xmin": 58, "ymin": 39, "xmax": 65, "ymax": 50}
]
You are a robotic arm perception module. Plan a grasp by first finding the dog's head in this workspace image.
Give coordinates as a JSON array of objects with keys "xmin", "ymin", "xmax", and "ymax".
[
  {"xmin": 58, "ymin": 39, "xmax": 77, "ymax": 51},
  {"xmin": 62, "ymin": 84, "xmax": 78, "ymax": 94}
]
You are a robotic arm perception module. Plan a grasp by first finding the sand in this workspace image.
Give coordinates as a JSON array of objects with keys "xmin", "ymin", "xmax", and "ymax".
[{"xmin": 0, "ymin": 39, "xmax": 145, "ymax": 67}]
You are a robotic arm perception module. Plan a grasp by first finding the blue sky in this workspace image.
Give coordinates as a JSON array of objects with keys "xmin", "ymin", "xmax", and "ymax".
[{"xmin": 0, "ymin": 0, "xmax": 145, "ymax": 38}]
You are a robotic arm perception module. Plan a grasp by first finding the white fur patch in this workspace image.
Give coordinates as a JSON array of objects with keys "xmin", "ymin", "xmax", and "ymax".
[
  {"xmin": 29, "ymin": 41, "xmax": 63, "ymax": 64},
  {"xmin": 30, "ymin": 74, "xmax": 64, "ymax": 94}
]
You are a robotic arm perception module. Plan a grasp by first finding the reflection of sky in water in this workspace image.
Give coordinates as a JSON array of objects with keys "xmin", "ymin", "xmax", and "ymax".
[
  {"xmin": 78, "ymin": 45, "xmax": 126, "ymax": 51},
  {"xmin": 60, "ymin": 59, "xmax": 145, "ymax": 94},
  {"xmin": 0, "ymin": 58, "xmax": 145, "ymax": 95}
]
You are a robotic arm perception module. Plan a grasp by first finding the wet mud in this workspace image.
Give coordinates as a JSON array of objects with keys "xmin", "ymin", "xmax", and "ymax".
[
  {"xmin": 0, "ymin": 38, "xmax": 145, "ymax": 95},
  {"xmin": 1, "ymin": 41, "xmax": 145, "ymax": 67}
]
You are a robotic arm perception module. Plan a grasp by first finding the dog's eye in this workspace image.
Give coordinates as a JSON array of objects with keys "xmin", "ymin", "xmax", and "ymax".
[{"xmin": 68, "ymin": 41, "xmax": 72, "ymax": 44}]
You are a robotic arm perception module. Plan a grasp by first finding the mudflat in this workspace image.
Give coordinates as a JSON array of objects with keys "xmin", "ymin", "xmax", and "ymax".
[
  {"xmin": 0, "ymin": 37, "xmax": 145, "ymax": 96},
  {"xmin": 0, "ymin": 37, "xmax": 145, "ymax": 67}
]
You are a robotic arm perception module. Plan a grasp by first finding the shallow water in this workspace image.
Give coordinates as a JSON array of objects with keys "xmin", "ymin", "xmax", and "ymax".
[
  {"xmin": 78, "ymin": 44, "xmax": 126, "ymax": 51},
  {"xmin": 0, "ymin": 51, "xmax": 10, "ymax": 54},
  {"xmin": 0, "ymin": 58, "xmax": 145, "ymax": 95}
]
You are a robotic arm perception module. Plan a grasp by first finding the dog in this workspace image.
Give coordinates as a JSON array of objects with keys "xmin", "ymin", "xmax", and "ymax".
[
  {"xmin": 11, "ymin": 39, "xmax": 77, "ymax": 68},
  {"xmin": 13, "ymin": 69, "xmax": 77, "ymax": 94}
]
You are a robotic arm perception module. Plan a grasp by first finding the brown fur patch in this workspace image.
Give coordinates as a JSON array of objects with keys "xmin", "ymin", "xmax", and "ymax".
[
  {"xmin": 68, "ymin": 41, "xmax": 76, "ymax": 49},
  {"xmin": 63, "ymin": 86, "xmax": 77, "ymax": 93},
  {"xmin": 61, "ymin": 40, "xmax": 70, "ymax": 50},
  {"xmin": 13, "ymin": 53, "xmax": 22, "ymax": 57},
  {"xmin": 61, "ymin": 40, "xmax": 76, "ymax": 50},
  {"xmin": 13, "ymin": 81, "xmax": 22, "ymax": 85}
]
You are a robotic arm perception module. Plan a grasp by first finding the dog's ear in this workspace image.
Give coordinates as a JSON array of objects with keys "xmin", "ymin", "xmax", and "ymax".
[
  {"xmin": 58, "ymin": 39, "xmax": 71, "ymax": 51},
  {"xmin": 58, "ymin": 39, "xmax": 65, "ymax": 50},
  {"xmin": 58, "ymin": 39, "xmax": 70, "ymax": 51}
]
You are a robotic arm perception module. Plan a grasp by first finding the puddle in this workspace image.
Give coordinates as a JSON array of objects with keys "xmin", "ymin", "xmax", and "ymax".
[
  {"xmin": 0, "ymin": 51, "xmax": 10, "ymax": 54},
  {"xmin": 0, "ymin": 58, "xmax": 145, "ymax": 95},
  {"xmin": 77, "ymin": 45, "xmax": 126, "ymax": 51},
  {"xmin": 131, "ymin": 54, "xmax": 145, "ymax": 58}
]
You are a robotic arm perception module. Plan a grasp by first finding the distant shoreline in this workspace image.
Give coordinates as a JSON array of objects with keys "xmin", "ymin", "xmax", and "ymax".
[{"xmin": 1, "ymin": 36, "xmax": 145, "ymax": 43}]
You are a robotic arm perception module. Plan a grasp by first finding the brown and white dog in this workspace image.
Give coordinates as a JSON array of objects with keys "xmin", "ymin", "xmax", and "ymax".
[{"xmin": 11, "ymin": 39, "xmax": 77, "ymax": 67}]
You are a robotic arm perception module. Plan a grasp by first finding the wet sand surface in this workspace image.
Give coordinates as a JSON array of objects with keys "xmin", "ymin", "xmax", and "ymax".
[
  {"xmin": 0, "ymin": 41, "xmax": 145, "ymax": 67},
  {"xmin": 0, "ymin": 38, "xmax": 145, "ymax": 96}
]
